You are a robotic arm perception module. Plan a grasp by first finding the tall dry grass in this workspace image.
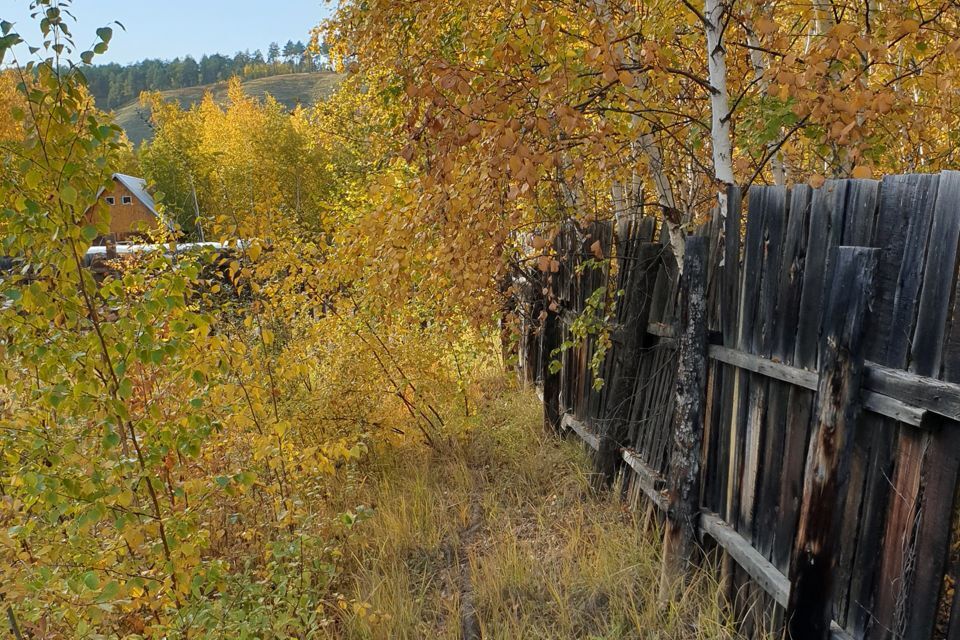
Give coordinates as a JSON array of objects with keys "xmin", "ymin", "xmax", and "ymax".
[{"xmin": 322, "ymin": 375, "xmax": 757, "ymax": 639}]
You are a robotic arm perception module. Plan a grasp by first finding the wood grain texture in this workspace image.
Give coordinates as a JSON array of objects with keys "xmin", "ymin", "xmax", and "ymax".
[{"xmin": 787, "ymin": 247, "xmax": 878, "ymax": 640}]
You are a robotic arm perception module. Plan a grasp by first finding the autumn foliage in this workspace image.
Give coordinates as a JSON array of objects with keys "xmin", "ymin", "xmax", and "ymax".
[{"xmin": 1, "ymin": 0, "xmax": 959, "ymax": 637}]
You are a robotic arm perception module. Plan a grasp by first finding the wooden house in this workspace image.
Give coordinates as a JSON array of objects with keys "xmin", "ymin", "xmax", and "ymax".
[{"xmin": 94, "ymin": 174, "xmax": 172, "ymax": 244}]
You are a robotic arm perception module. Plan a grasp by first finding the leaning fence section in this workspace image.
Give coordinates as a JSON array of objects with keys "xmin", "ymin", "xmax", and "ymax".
[{"xmin": 518, "ymin": 171, "xmax": 960, "ymax": 640}]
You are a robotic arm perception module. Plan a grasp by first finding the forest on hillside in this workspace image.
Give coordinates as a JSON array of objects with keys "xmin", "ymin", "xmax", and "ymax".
[
  {"xmin": 1, "ymin": 0, "xmax": 960, "ymax": 638},
  {"xmin": 85, "ymin": 39, "xmax": 330, "ymax": 109}
]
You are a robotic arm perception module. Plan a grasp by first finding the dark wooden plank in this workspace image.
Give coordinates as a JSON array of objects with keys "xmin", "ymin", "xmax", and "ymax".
[
  {"xmin": 648, "ymin": 225, "xmax": 677, "ymax": 326},
  {"xmin": 701, "ymin": 357, "xmax": 724, "ymax": 513},
  {"xmin": 701, "ymin": 201, "xmax": 725, "ymax": 513},
  {"xmin": 562, "ymin": 413, "xmax": 600, "ymax": 451},
  {"xmin": 755, "ymin": 185, "xmax": 815, "ymax": 570},
  {"xmin": 709, "ymin": 345, "xmax": 817, "ymax": 389},
  {"xmin": 774, "ymin": 181, "xmax": 847, "ymax": 574},
  {"xmin": 699, "ymin": 512, "xmax": 854, "ymax": 640},
  {"xmin": 622, "ymin": 449, "xmax": 668, "ymax": 511},
  {"xmin": 842, "ymin": 179, "xmax": 880, "ymax": 246},
  {"xmin": 726, "ymin": 187, "xmax": 769, "ymax": 536},
  {"xmin": 643, "ymin": 351, "xmax": 671, "ymax": 464},
  {"xmin": 743, "ymin": 187, "xmax": 787, "ymax": 551},
  {"xmin": 625, "ymin": 343, "xmax": 655, "ymax": 446},
  {"xmin": 787, "ymin": 247, "xmax": 879, "ymax": 640},
  {"xmin": 884, "ymin": 173, "xmax": 939, "ymax": 366},
  {"xmin": 910, "ymin": 171, "xmax": 960, "ymax": 377},
  {"xmin": 863, "ymin": 364, "xmax": 960, "ymax": 422},
  {"xmin": 722, "ymin": 185, "xmax": 743, "ymax": 345},
  {"xmin": 849, "ymin": 174, "xmax": 936, "ymax": 637},
  {"xmin": 902, "ymin": 172, "xmax": 960, "ymax": 640},
  {"xmin": 903, "ymin": 422, "xmax": 960, "ymax": 640},
  {"xmin": 729, "ymin": 188, "xmax": 777, "ymax": 626},
  {"xmin": 863, "ymin": 175, "xmax": 920, "ymax": 361},
  {"xmin": 875, "ymin": 171, "xmax": 960, "ymax": 639},
  {"xmin": 594, "ymin": 241, "xmax": 661, "ymax": 486},
  {"xmin": 701, "ymin": 511, "xmax": 789, "ymax": 605},
  {"xmin": 713, "ymin": 187, "xmax": 743, "ymax": 516},
  {"xmin": 659, "ymin": 236, "xmax": 709, "ymax": 600},
  {"xmin": 832, "ymin": 179, "xmax": 880, "ymax": 626},
  {"xmin": 796, "ymin": 180, "xmax": 848, "ymax": 369},
  {"xmin": 772, "ymin": 383, "xmax": 815, "ymax": 573}
]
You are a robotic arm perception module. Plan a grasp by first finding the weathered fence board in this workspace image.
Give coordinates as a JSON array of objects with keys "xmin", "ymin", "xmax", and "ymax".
[{"xmin": 787, "ymin": 246, "xmax": 878, "ymax": 639}]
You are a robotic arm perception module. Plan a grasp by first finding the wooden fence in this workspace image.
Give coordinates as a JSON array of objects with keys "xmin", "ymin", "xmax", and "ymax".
[{"xmin": 517, "ymin": 172, "xmax": 960, "ymax": 640}]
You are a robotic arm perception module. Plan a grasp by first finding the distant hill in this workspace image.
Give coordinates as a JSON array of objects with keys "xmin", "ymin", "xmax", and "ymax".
[{"xmin": 114, "ymin": 72, "xmax": 343, "ymax": 146}]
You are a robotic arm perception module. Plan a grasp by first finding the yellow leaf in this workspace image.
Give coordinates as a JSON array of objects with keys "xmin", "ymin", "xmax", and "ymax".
[
  {"xmin": 852, "ymin": 165, "xmax": 872, "ymax": 179},
  {"xmin": 809, "ymin": 174, "xmax": 826, "ymax": 188},
  {"xmin": 900, "ymin": 19, "xmax": 920, "ymax": 34},
  {"xmin": 590, "ymin": 240, "xmax": 603, "ymax": 259},
  {"xmin": 755, "ymin": 17, "xmax": 777, "ymax": 36},
  {"xmin": 117, "ymin": 489, "xmax": 134, "ymax": 507}
]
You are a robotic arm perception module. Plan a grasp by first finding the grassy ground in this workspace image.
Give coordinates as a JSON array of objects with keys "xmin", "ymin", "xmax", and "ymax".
[
  {"xmin": 113, "ymin": 72, "xmax": 343, "ymax": 145},
  {"xmin": 326, "ymin": 375, "xmax": 746, "ymax": 639}
]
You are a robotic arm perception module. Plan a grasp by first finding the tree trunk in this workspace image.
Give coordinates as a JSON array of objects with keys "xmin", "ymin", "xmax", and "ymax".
[
  {"xmin": 659, "ymin": 235, "xmax": 709, "ymax": 602},
  {"xmin": 705, "ymin": 0, "xmax": 735, "ymax": 224}
]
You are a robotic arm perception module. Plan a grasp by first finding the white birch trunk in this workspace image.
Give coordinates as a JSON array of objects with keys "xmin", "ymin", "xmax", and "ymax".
[
  {"xmin": 746, "ymin": 29, "xmax": 786, "ymax": 185},
  {"xmin": 705, "ymin": 0, "xmax": 734, "ymax": 223},
  {"xmin": 638, "ymin": 130, "xmax": 685, "ymax": 263}
]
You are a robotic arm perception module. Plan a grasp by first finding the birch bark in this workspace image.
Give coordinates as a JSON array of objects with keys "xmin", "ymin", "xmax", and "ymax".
[{"xmin": 705, "ymin": 0, "xmax": 734, "ymax": 223}]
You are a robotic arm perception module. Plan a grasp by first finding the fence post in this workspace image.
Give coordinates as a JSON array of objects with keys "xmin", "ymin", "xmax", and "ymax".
[
  {"xmin": 541, "ymin": 272, "xmax": 562, "ymax": 433},
  {"xmin": 658, "ymin": 235, "xmax": 709, "ymax": 601},
  {"xmin": 786, "ymin": 246, "xmax": 878, "ymax": 639}
]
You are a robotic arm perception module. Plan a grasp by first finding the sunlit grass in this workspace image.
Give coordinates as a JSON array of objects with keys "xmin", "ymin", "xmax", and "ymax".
[{"xmin": 324, "ymin": 375, "xmax": 750, "ymax": 639}]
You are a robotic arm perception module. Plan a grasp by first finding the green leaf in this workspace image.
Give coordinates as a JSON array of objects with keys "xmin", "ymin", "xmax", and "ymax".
[
  {"xmin": 235, "ymin": 472, "xmax": 257, "ymax": 487},
  {"xmin": 24, "ymin": 170, "xmax": 40, "ymax": 190},
  {"xmin": 81, "ymin": 225, "xmax": 98, "ymax": 241},
  {"xmin": 80, "ymin": 50, "xmax": 93, "ymax": 64},
  {"xmin": 102, "ymin": 430, "xmax": 120, "ymax": 449},
  {"xmin": 97, "ymin": 580, "xmax": 120, "ymax": 602},
  {"xmin": 1, "ymin": 21, "xmax": 12, "ymax": 35},
  {"xmin": 117, "ymin": 378, "xmax": 133, "ymax": 400},
  {"xmin": 60, "ymin": 184, "xmax": 77, "ymax": 205},
  {"xmin": 96, "ymin": 26, "xmax": 112, "ymax": 43},
  {"xmin": 83, "ymin": 571, "xmax": 99, "ymax": 590}
]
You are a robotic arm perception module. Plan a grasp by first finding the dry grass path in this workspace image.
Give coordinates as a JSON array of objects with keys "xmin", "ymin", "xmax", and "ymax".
[{"xmin": 328, "ymin": 377, "xmax": 745, "ymax": 639}]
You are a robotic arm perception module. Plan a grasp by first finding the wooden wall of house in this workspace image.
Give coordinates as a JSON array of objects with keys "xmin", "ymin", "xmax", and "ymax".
[{"xmin": 99, "ymin": 180, "xmax": 160, "ymax": 242}]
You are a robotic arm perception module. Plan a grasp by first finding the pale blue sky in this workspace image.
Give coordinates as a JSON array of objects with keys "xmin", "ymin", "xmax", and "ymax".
[{"xmin": 2, "ymin": 0, "xmax": 334, "ymax": 65}]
